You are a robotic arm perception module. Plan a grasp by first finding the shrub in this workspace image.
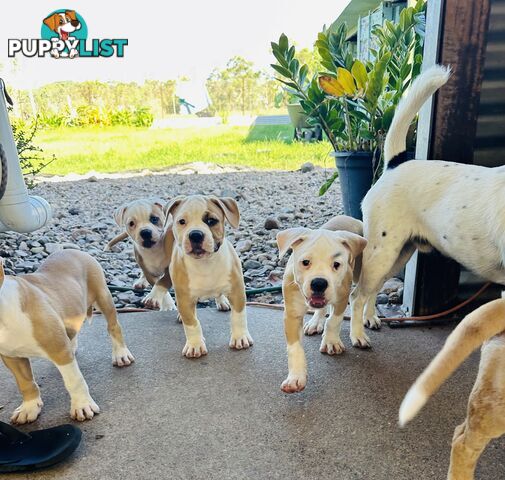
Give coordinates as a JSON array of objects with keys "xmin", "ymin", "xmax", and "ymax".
[
  {"xmin": 37, "ymin": 106, "xmax": 154, "ymax": 129},
  {"xmin": 11, "ymin": 119, "xmax": 54, "ymax": 188}
]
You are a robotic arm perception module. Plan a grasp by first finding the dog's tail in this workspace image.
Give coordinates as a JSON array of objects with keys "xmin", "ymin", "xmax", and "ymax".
[
  {"xmin": 104, "ymin": 231, "xmax": 128, "ymax": 252},
  {"xmin": 399, "ymin": 298, "xmax": 505, "ymax": 427},
  {"xmin": 384, "ymin": 65, "xmax": 451, "ymax": 169}
]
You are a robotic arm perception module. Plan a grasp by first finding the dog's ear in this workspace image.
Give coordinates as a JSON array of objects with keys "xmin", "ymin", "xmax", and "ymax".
[
  {"xmin": 43, "ymin": 14, "xmax": 59, "ymax": 32},
  {"xmin": 338, "ymin": 231, "xmax": 367, "ymax": 263},
  {"xmin": 164, "ymin": 195, "xmax": 186, "ymax": 218},
  {"xmin": 276, "ymin": 227, "xmax": 311, "ymax": 259},
  {"xmin": 113, "ymin": 205, "xmax": 127, "ymax": 227},
  {"xmin": 65, "ymin": 10, "xmax": 78, "ymax": 20},
  {"xmin": 210, "ymin": 197, "xmax": 240, "ymax": 228}
]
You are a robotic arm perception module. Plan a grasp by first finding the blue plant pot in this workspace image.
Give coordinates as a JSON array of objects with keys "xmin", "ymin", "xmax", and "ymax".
[{"xmin": 333, "ymin": 151, "xmax": 374, "ymax": 221}]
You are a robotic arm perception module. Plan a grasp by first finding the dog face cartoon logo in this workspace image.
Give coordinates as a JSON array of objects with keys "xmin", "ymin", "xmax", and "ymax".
[
  {"xmin": 41, "ymin": 9, "xmax": 86, "ymax": 58},
  {"xmin": 43, "ymin": 10, "xmax": 81, "ymax": 41}
]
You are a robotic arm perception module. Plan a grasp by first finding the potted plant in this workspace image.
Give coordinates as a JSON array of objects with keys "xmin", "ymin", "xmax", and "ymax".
[{"xmin": 270, "ymin": 0, "xmax": 426, "ymax": 219}]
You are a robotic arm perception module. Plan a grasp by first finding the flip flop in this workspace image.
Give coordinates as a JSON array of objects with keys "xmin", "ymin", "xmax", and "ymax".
[{"xmin": 0, "ymin": 421, "xmax": 82, "ymax": 473}]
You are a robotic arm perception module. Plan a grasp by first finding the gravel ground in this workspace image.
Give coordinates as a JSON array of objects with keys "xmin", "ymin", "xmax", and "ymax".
[{"xmin": 0, "ymin": 164, "xmax": 403, "ymax": 308}]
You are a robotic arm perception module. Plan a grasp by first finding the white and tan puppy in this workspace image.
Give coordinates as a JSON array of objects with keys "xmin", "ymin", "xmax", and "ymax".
[
  {"xmin": 167, "ymin": 195, "xmax": 252, "ymax": 358},
  {"xmin": 351, "ymin": 64, "xmax": 505, "ymax": 348},
  {"xmin": 399, "ymin": 299, "xmax": 505, "ymax": 480},
  {"xmin": 108, "ymin": 199, "xmax": 177, "ymax": 311},
  {"xmin": 277, "ymin": 216, "xmax": 367, "ymax": 393},
  {"xmin": 0, "ymin": 250, "xmax": 134, "ymax": 424}
]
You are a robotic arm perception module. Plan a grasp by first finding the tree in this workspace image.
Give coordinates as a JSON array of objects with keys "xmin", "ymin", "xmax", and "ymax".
[{"xmin": 207, "ymin": 56, "xmax": 262, "ymax": 115}]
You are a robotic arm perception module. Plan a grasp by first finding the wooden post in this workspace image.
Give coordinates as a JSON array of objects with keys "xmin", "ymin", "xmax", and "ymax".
[{"xmin": 402, "ymin": 0, "xmax": 491, "ymax": 315}]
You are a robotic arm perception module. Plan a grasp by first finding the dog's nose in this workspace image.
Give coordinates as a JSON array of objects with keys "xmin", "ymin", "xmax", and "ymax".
[
  {"xmin": 71, "ymin": 20, "xmax": 79, "ymax": 27},
  {"xmin": 189, "ymin": 230, "xmax": 205, "ymax": 244},
  {"xmin": 311, "ymin": 278, "xmax": 328, "ymax": 293},
  {"xmin": 140, "ymin": 229, "xmax": 152, "ymax": 240}
]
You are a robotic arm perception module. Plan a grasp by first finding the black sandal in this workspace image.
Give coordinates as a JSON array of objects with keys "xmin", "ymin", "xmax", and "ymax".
[{"xmin": 0, "ymin": 421, "xmax": 82, "ymax": 473}]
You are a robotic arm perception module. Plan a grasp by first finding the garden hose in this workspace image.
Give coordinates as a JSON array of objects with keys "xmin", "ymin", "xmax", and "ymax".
[
  {"xmin": 107, "ymin": 284, "xmax": 282, "ymax": 296},
  {"xmin": 0, "ymin": 144, "xmax": 8, "ymax": 201},
  {"xmin": 106, "ymin": 282, "xmax": 491, "ymax": 324},
  {"xmin": 246, "ymin": 283, "xmax": 492, "ymax": 323},
  {"xmin": 101, "ymin": 284, "xmax": 283, "ymax": 314}
]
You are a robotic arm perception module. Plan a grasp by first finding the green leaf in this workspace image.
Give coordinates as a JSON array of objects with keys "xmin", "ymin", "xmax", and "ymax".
[
  {"xmin": 275, "ymin": 77, "xmax": 300, "ymax": 90},
  {"xmin": 351, "ymin": 60, "xmax": 368, "ymax": 90},
  {"xmin": 359, "ymin": 129, "xmax": 374, "ymax": 140},
  {"xmin": 299, "ymin": 64, "xmax": 309, "ymax": 84},
  {"xmin": 319, "ymin": 171, "xmax": 339, "ymax": 196},
  {"xmin": 364, "ymin": 52, "xmax": 391, "ymax": 109},
  {"xmin": 279, "ymin": 33, "xmax": 289, "ymax": 52},
  {"xmin": 271, "ymin": 46, "xmax": 288, "ymax": 67},
  {"xmin": 382, "ymin": 105, "xmax": 395, "ymax": 131},
  {"xmin": 287, "ymin": 45, "xmax": 295, "ymax": 62},
  {"xmin": 349, "ymin": 109, "xmax": 369, "ymax": 123},
  {"xmin": 271, "ymin": 64, "xmax": 294, "ymax": 79},
  {"xmin": 400, "ymin": 62, "xmax": 411, "ymax": 81},
  {"xmin": 289, "ymin": 58, "xmax": 300, "ymax": 76}
]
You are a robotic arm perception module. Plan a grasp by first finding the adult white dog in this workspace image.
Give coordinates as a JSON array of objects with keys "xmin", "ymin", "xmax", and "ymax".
[{"xmin": 350, "ymin": 64, "xmax": 505, "ymax": 348}]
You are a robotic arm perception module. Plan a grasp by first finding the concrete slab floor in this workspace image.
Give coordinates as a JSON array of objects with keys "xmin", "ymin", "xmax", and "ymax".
[{"xmin": 1, "ymin": 307, "xmax": 504, "ymax": 479}]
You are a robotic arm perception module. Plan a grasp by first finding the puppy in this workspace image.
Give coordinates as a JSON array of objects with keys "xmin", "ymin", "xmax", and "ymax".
[
  {"xmin": 0, "ymin": 250, "xmax": 134, "ymax": 424},
  {"xmin": 109, "ymin": 199, "xmax": 177, "ymax": 311},
  {"xmin": 303, "ymin": 215, "xmax": 365, "ymax": 336},
  {"xmin": 276, "ymin": 215, "xmax": 367, "ymax": 393},
  {"xmin": 351, "ymin": 64, "xmax": 505, "ymax": 348},
  {"xmin": 167, "ymin": 195, "xmax": 252, "ymax": 358},
  {"xmin": 43, "ymin": 10, "xmax": 81, "ymax": 58},
  {"xmin": 399, "ymin": 299, "xmax": 505, "ymax": 480}
]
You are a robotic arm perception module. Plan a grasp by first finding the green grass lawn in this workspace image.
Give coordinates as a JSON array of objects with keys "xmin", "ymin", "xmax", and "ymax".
[{"xmin": 37, "ymin": 124, "xmax": 334, "ymax": 175}]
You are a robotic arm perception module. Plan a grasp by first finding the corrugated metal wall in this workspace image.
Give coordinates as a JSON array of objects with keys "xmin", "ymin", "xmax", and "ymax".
[{"xmin": 474, "ymin": 0, "xmax": 505, "ymax": 166}]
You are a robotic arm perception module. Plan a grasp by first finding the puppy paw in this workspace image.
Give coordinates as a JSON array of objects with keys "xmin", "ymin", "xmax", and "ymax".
[
  {"xmin": 142, "ymin": 288, "xmax": 177, "ymax": 311},
  {"xmin": 182, "ymin": 338, "xmax": 208, "ymax": 358},
  {"xmin": 350, "ymin": 332, "xmax": 371, "ymax": 349},
  {"xmin": 69, "ymin": 48, "xmax": 78, "ymax": 59},
  {"xmin": 11, "ymin": 398, "xmax": 44, "ymax": 424},
  {"xmin": 320, "ymin": 336, "xmax": 345, "ymax": 355},
  {"xmin": 112, "ymin": 346, "xmax": 135, "ymax": 367},
  {"xmin": 304, "ymin": 319, "xmax": 325, "ymax": 336},
  {"xmin": 160, "ymin": 293, "xmax": 177, "ymax": 311},
  {"xmin": 133, "ymin": 277, "xmax": 150, "ymax": 290},
  {"xmin": 281, "ymin": 373, "xmax": 307, "ymax": 393},
  {"xmin": 229, "ymin": 331, "xmax": 253, "ymax": 350},
  {"xmin": 364, "ymin": 315, "xmax": 381, "ymax": 330},
  {"xmin": 70, "ymin": 397, "xmax": 100, "ymax": 422},
  {"xmin": 215, "ymin": 295, "xmax": 231, "ymax": 312}
]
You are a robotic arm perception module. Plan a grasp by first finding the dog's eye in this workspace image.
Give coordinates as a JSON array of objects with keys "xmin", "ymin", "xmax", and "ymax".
[
  {"xmin": 129, "ymin": 221, "xmax": 135, "ymax": 228},
  {"xmin": 150, "ymin": 216, "xmax": 159, "ymax": 225},
  {"xmin": 178, "ymin": 219, "xmax": 186, "ymax": 225},
  {"xmin": 205, "ymin": 217, "xmax": 218, "ymax": 227},
  {"xmin": 59, "ymin": 18, "xmax": 64, "ymax": 24},
  {"xmin": 302, "ymin": 259, "xmax": 310, "ymax": 267},
  {"xmin": 333, "ymin": 261, "xmax": 341, "ymax": 270}
]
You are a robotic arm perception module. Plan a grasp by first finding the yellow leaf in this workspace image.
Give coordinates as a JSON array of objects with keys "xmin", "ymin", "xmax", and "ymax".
[
  {"xmin": 337, "ymin": 67, "xmax": 356, "ymax": 95},
  {"xmin": 319, "ymin": 75, "xmax": 345, "ymax": 97},
  {"xmin": 351, "ymin": 60, "xmax": 368, "ymax": 90}
]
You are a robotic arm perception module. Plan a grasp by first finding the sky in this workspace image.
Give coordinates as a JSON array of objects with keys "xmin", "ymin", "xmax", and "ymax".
[{"xmin": 0, "ymin": 0, "xmax": 350, "ymax": 89}]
